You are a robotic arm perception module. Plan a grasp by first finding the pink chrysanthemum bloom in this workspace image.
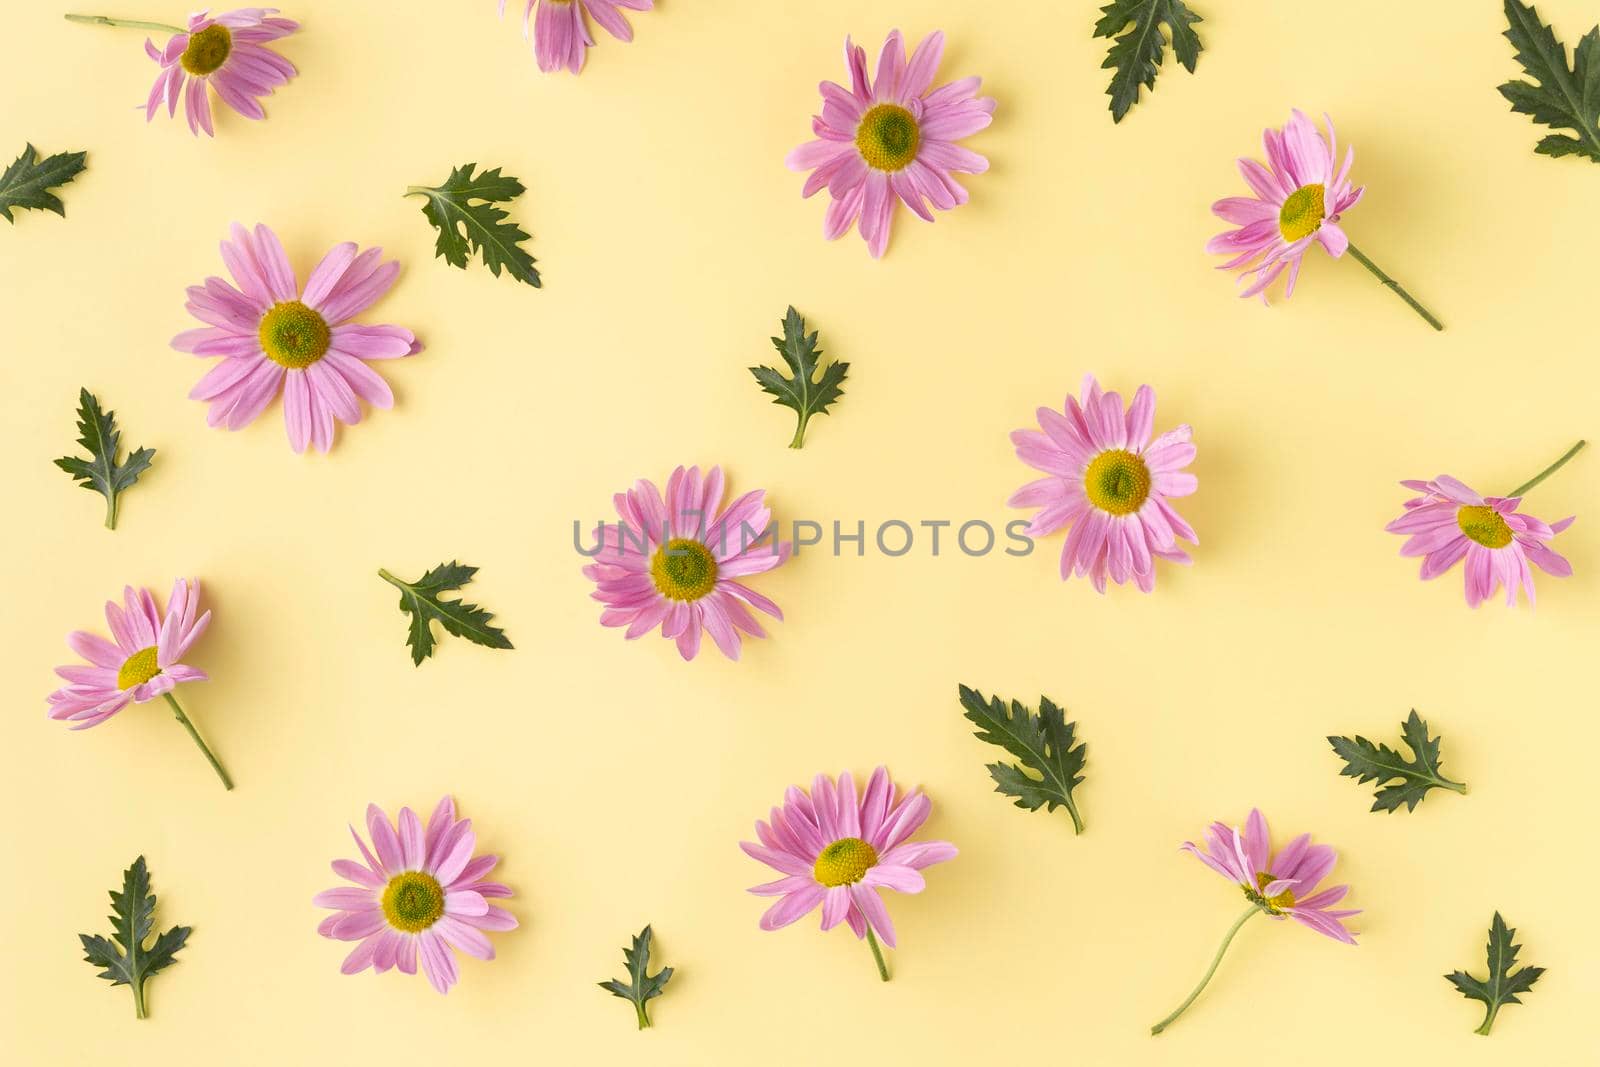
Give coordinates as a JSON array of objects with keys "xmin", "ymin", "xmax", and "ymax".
[
  {"xmin": 1151, "ymin": 808, "xmax": 1358, "ymax": 1034},
  {"xmin": 582, "ymin": 465, "xmax": 790, "ymax": 661},
  {"xmin": 46, "ymin": 578, "xmax": 233, "ymax": 789},
  {"xmin": 314, "ymin": 796, "xmax": 517, "ymax": 995},
  {"xmin": 1009, "ymin": 374, "xmax": 1197, "ymax": 592},
  {"xmin": 171, "ymin": 222, "xmax": 421, "ymax": 454},
  {"xmin": 1384, "ymin": 441, "xmax": 1584, "ymax": 607},
  {"xmin": 786, "ymin": 30, "xmax": 995, "ymax": 258},
  {"xmin": 1207, "ymin": 110, "xmax": 1441, "ymax": 329},
  {"xmin": 741, "ymin": 767, "xmax": 956, "ymax": 981},
  {"xmin": 143, "ymin": 10, "xmax": 298, "ymax": 136},
  {"xmin": 498, "ymin": 0, "xmax": 652, "ymax": 74}
]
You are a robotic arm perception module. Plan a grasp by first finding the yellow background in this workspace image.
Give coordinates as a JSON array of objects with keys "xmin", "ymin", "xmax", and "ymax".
[{"xmin": 3, "ymin": 1, "xmax": 1596, "ymax": 1062}]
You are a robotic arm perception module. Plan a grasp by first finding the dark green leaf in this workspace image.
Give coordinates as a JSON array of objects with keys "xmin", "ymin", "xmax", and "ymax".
[
  {"xmin": 78, "ymin": 856, "xmax": 190, "ymax": 1019},
  {"xmin": 379, "ymin": 562, "xmax": 514, "ymax": 666},
  {"xmin": 748, "ymin": 306, "xmax": 848, "ymax": 449},
  {"xmin": 1328, "ymin": 710, "xmax": 1467, "ymax": 813},
  {"xmin": 53, "ymin": 388, "xmax": 155, "ymax": 531},
  {"xmin": 1499, "ymin": 1, "xmax": 1600, "ymax": 163},
  {"xmin": 1446, "ymin": 913, "xmax": 1544, "ymax": 1035},
  {"xmin": 1092, "ymin": 0, "xmax": 1204, "ymax": 123},
  {"xmin": 406, "ymin": 164, "xmax": 540, "ymax": 287},
  {"xmin": 598, "ymin": 925, "xmax": 674, "ymax": 1030},
  {"xmin": 958, "ymin": 684, "xmax": 1087, "ymax": 833},
  {"xmin": 0, "ymin": 144, "xmax": 87, "ymax": 222}
]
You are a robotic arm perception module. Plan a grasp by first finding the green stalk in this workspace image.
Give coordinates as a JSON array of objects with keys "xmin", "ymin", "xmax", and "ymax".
[
  {"xmin": 64, "ymin": 14, "xmax": 186, "ymax": 33},
  {"xmin": 1344, "ymin": 242, "xmax": 1443, "ymax": 331},
  {"xmin": 162, "ymin": 693, "xmax": 233, "ymax": 790},
  {"xmin": 865, "ymin": 926, "xmax": 890, "ymax": 982},
  {"xmin": 1505, "ymin": 440, "xmax": 1586, "ymax": 498},
  {"xmin": 1150, "ymin": 906, "xmax": 1260, "ymax": 1035}
]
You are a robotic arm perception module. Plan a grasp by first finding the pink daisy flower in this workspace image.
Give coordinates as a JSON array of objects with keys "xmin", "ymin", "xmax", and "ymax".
[
  {"xmin": 741, "ymin": 767, "xmax": 957, "ymax": 981},
  {"xmin": 46, "ymin": 578, "xmax": 233, "ymax": 789},
  {"xmin": 582, "ymin": 465, "xmax": 790, "ymax": 661},
  {"xmin": 498, "ymin": 0, "xmax": 652, "ymax": 74},
  {"xmin": 1009, "ymin": 374, "xmax": 1197, "ymax": 593},
  {"xmin": 786, "ymin": 30, "xmax": 995, "ymax": 258},
  {"xmin": 171, "ymin": 223, "xmax": 421, "ymax": 454},
  {"xmin": 1207, "ymin": 109, "xmax": 1441, "ymax": 329},
  {"xmin": 1152, "ymin": 808, "xmax": 1358, "ymax": 1034},
  {"xmin": 1384, "ymin": 441, "xmax": 1584, "ymax": 607},
  {"xmin": 314, "ymin": 796, "xmax": 517, "ymax": 995}
]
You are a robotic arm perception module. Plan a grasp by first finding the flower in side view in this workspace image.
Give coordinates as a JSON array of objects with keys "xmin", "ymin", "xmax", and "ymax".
[
  {"xmin": 1385, "ymin": 441, "xmax": 1584, "ymax": 607},
  {"xmin": 46, "ymin": 578, "xmax": 233, "ymax": 789},
  {"xmin": 498, "ymin": 0, "xmax": 652, "ymax": 74},
  {"xmin": 1009, "ymin": 374, "xmax": 1197, "ymax": 592},
  {"xmin": 582, "ymin": 465, "xmax": 789, "ymax": 661},
  {"xmin": 741, "ymin": 767, "xmax": 957, "ymax": 981},
  {"xmin": 171, "ymin": 223, "xmax": 421, "ymax": 453},
  {"xmin": 1207, "ymin": 109, "xmax": 1441, "ymax": 329},
  {"xmin": 787, "ymin": 30, "xmax": 995, "ymax": 258},
  {"xmin": 314, "ymin": 796, "xmax": 517, "ymax": 994},
  {"xmin": 1151, "ymin": 808, "xmax": 1358, "ymax": 1035}
]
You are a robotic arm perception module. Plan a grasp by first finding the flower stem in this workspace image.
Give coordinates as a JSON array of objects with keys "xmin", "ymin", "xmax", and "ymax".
[
  {"xmin": 864, "ymin": 926, "xmax": 890, "ymax": 982},
  {"xmin": 162, "ymin": 693, "xmax": 233, "ymax": 791},
  {"xmin": 1506, "ymin": 440, "xmax": 1586, "ymax": 498},
  {"xmin": 1343, "ymin": 242, "xmax": 1444, "ymax": 331},
  {"xmin": 64, "ymin": 13, "xmax": 185, "ymax": 33},
  {"xmin": 1150, "ymin": 906, "xmax": 1260, "ymax": 1035}
]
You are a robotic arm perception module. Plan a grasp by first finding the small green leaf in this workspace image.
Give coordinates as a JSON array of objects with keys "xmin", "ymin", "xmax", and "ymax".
[
  {"xmin": 1446, "ymin": 913, "xmax": 1544, "ymax": 1035},
  {"xmin": 598, "ymin": 925, "xmax": 674, "ymax": 1030},
  {"xmin": 0, "ymin": 143, "xmax": 87, "ymax": 222},
  {"xmin": 1092, "ymin": 0, "xmax": 1204, "ymax": 123},
  {"xmin": 379, "ymin": 562, "xmax": 514, "ymax": 666},
  {"xmin": 748, "ymin": 306, "xmax": 848, "ymax": 449},
  {"xmin": 78, "ymin": 856, "xmax": 190, "ymax": 1020},
  {"xmin": 54, "ymin": 388, "xmax": 155, "ymax": 531},
  {"xmin": 1328, "ymin": 710, "xmax": 1468, "ymax": 814},
  {"xmin": 958, "ymin": 684, "xmax": 1088, "ymax": 834},
  {"xmin": 406, "ymin": 164, "xmax": 540, "ymax": 287},
  {"xmin": 1499, "ymin": 1, "xmax": 1600, "ymax": 163}
]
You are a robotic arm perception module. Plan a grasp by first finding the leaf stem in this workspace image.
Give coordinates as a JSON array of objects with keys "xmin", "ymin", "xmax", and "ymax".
[
  {"xmin": 105, "ymin": 493, "xmax": 118, "ymax": 531},
  {"xmin": 635, "ymin": 1001, "xmax": 651, "ymax": 1029},
  {"xmin": 1343, "ymin": 242, "xmax": 1443, "ymax": 331},
  {"xmin": 1065, "ymin": 796, "xmax": 1085, "ymax": 835},
  {"xmin": 1506, "ymin": 439, "xmax": 1586, "ymax": 498},
  {"xmin": 162, "ymin": 693, "xmax": 233, "ymax": 791},
  {"xmin": 64, "ymin": 13, "xmax": 185, "ymax": 33},
  {"xmin": 1150, "ymin": 906, "xmax": 1260, "ymax": 1035},
  {"xmin": 864, "ymin": 926, "xmax": 890, "ymax": 982},
  {"xmin": 789, "ymin": 417, "xmax": 808, "ymax": 449},
  {"xmin": 133, "ymin": 978, "xmax": 148, "ymax": 1020},
  {"xmin": 377, "ymin": 567, "xmax": 405, "ymax": 589},
  {"xmin": 1476, "ymin": 1004, "xmax": 1499, "ymax": 1036}
]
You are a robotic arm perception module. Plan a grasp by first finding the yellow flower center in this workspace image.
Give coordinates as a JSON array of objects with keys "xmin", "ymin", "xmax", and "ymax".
[
  {"xmin": 1249, "ymin": 871, "xmax": 1296, "ymax": 914},
  {"xmin": 1457, "ymin": 505, "xmax": 1513, "ymax": 549},
  {"xmin": 649, "ymin": 538, "xmax": 718, "ymax": 602},
  {"xmin": 855, "ymin": 104, "xmax": 922, "ymax": 172},
  {"xmin": 381, "ymin": 871, "xmax": 445, "ymax": 933},
  {"xmin": 813, "ymin": 837, "xmax": 878, "ymax": 888},
  {"xmin": 258, "ymin": 300, "xmax": 331, "ymax": 369},
  {"xmin": 1278, "ymin": 183, "xmax": 1325, "ymax": 242},
  {"xmin": 1083, "ymin": 449, "xmax": 1152, "ymax": 516},
  {"xmin": 116, "ymin": 646, "xmax": 162, "ymax": 691},
  {"xmin": 180, "ymin": 24, "xmax": 233, "ymax": 76}
]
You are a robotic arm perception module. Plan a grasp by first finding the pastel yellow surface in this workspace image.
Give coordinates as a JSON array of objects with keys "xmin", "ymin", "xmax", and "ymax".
[{"xmin": 2, "ymin": 1, "xmax": 1596, "ymax": 1062}]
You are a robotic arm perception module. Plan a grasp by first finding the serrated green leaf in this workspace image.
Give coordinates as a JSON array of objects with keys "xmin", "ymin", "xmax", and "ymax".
[
  {"xmin": 53, "ymin": 388, "xmax": 155, "ymax": 531},
  {"xmin": 406, "ymin": 163, "xmax": 540, "ymax": 287},
  {"xmin": 0, "ymin": 143, "xmax": 87, "ymax": 223},
  {"xmin": 1092, "ymin": 0, "xmax": 1204, "ymax": 123},
  {"xmin": 598, "ymin": 924, "xmax": 674, "ymax": 1030},
  {"xmin": 748, "ymin": 306, "xmax": 848, "ymax": 449},
  {"xmin": 379, "ymin": 562, "xmax": 513, "ymax": 665},
  {"xmin": 1499, "ymin": 1, "xmax": 1600, "ymax": 163},
  {"xmin": 958, "ymin": 684, "xmax": 1087, "ymax": 833},
  {"xmin": 1446, "ymin": 913, "xmax": 1544, "ymax": 1035},
  {"xmin": 77, "ymin": 856, "xmax": 190, "ymax": 1019},
  {"xmin": 1328, "ymin": 710, "xmax": 1467, "ymax": 814}
]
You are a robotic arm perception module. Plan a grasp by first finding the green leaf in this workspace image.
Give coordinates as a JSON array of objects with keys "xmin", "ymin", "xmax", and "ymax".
[
  {"xmin": 1092, "ymin": 0, "xmax": 1204, "ymax": 123},
  {"xmin": 598, "ymin": 924, "xmax": 674, "ymax": 1030},
  {"xmin": 0, "ymin": 143, "xmax": 87, "ymax": 223},
  {"xmin": 78, "ymin": 856, "xmax": 190, "ymax": 1020},
  {"xmin": 1446, "ymin": 913, "xmax": 1544, "ymax": 1035},
  {"xmin": 406, "ymin": 164, "xmax": 541, "ymax": 287},
  {"xmin": 958, "ymin": 684, "xmax": 1088, "ymax": 834},
  {"xmin": 748, "ymin": 306, "xmax": 848, "ymax": 449},
  {"xmin": 1327, "ymin": 710, "xmax": 1468, "ymax": 814},
  {"xmin": 53, "ymin": 388, "xmax": 155, "ymax": 531},
  {"xmin": 379, "ymin": 562, "xmax": 513, "ymax": 666},
  {"xmin": 1499, "ymin": 1, "xmax": 1600, "ymax": 163}
]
